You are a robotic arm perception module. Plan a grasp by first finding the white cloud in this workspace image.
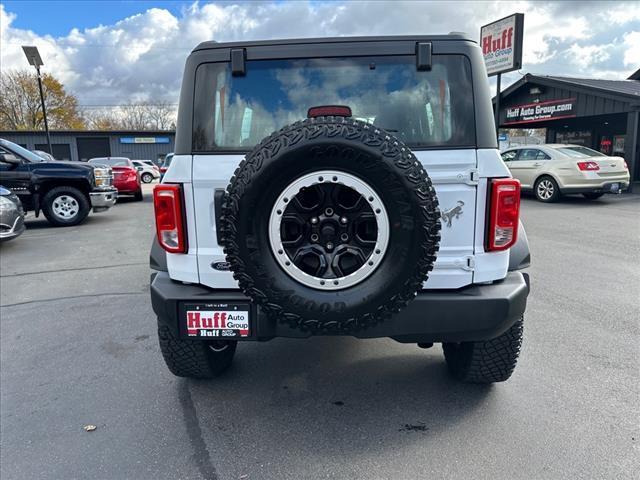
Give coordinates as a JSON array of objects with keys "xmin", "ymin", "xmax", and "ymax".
[
  {"xmin": 623, "ymin": 31, "xmax": 640, "ymax": 67},
  {"xmin": 1, "ymin": 1, "xmax": 638, "ymax": 109},
  {"xmin": 567, "ymin": 43, "xmax": 612, "ymax": 67},
  {"xmin": 603, "ymin": 2, "xmax": 640, "ymax": 25}
]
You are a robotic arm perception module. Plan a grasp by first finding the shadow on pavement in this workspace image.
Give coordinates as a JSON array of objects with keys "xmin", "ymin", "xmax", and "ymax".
[{"xmin": 23, "ymin": 213, "xmax": 113, "ymax": 230}]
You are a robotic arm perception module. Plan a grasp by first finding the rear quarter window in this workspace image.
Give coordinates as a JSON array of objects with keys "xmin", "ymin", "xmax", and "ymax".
[{"xmin": 192, "ymin": 55, "xmax": 476, "ymax": 152}]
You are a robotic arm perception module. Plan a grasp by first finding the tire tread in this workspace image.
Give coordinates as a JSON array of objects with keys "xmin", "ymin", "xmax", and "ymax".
[
  {"xmin": 443, "ymin": 318, "xmax": 524, "ymax": 383},
  {"xmin": 158, "ymin": 325, "xmax": 236, "ymax": 379}
]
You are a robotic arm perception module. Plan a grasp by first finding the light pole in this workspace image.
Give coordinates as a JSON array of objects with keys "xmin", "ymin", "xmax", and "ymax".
[{"xmin": 21, "ymin": 46, "xmax": 52, "ymax": 155}]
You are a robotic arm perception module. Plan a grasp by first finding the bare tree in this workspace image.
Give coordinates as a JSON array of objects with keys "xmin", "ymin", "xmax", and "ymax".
[
  {"xmin": 146, "ymin": 101, "xmax": 175, "ymax": 130},
  {"xmin": 119, "ymin": 102, "xmax": 151, "ymax": 130},
  {"xmin": 82, "ymin": 109, "xmax": 121, "ymax": 130},
  {"xmin": 115, "ymin": 101, "xmax": 176, "ymax": 130},
  {"xmin": 78, "ymin": 101, "xmax": 177, "ymax": 131}
]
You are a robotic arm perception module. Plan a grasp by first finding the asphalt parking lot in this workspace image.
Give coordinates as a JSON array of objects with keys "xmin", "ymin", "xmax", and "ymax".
[{"xmin": 1, "ymin": 185, "xmax": 638, "ymax": 480}]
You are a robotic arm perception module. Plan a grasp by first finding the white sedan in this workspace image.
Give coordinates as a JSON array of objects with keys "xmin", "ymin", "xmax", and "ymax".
[
  {"xmin": 501, "ymin": 144, "xmax": 630, "ymax": 202},
  {"xmin": 132, "ymin": 160, "xmax": 161, "ymax": 184}
]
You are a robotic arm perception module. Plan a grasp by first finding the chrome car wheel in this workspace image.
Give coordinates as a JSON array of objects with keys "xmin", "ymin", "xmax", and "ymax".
[
  {"xmin": 536, "ymin": 179, "xmax": 555, "ymax": 201},
  {"xmin": 52, "ymin": 195, "xmax": 79, "ymax": 219},
  {"xmin": 269, "ymin": 170, "xmax": 389, "ymax": 291}
]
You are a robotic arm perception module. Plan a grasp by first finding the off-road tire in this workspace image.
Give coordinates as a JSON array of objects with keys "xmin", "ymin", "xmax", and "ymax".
[
  {"xmin": 442, "ymin": 317, "xmax": 524, "ymax": 383},
  {"xmin": 134, "ymin": 189, "xmax": 144, "ymax": 201},
  {"xmin": 221, "ymin": 116, "xmax": 441, "ymax": 334},
  {"xmin": 42, "ymin": 186, "xmax": 91, "ymax": 227},
  {"xmin": 534, "ymin": 176, "xmax": 561, "ymax": 203},
  {"xmin": 583, "ymin": 192, "xmax": 604, "ymax": 200},
  {"xmin": 158, "ymin": 325, "xmax": 237, "ymax": 379},
  {"xmin": 141, "ymin": 172, "xmax": 154, "ymax": 183}
]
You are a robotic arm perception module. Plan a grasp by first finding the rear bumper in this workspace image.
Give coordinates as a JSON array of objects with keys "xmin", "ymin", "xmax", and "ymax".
[
  {"xmin": 561, "ymin": 181, "xmax": 629, "ymax": 194},
  {"xmin": 558, "ymin": 171, "xmax": 630, "ymax": 194},
  {"xmin": 150, "ymin": 271, "xmax": 530, "ymax": 343},
  {"xmin": 90, "ymin": 188, "xmax": 117, "ymax": 212},
  {"xmin": 114, "ymin": 179, "xmax": 141, "ymax": 193}
]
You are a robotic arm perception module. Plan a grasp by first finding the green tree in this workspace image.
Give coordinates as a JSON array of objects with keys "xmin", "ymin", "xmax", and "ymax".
[{"xmin": 0, "ymin": 69, "xmax": 85, "ymax": 130}]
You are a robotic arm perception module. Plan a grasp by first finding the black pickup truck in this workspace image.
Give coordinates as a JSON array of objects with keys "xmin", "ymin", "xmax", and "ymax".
[{"xmin": 0, "ymin": 138, "xmax": 117, "ymax": 226}]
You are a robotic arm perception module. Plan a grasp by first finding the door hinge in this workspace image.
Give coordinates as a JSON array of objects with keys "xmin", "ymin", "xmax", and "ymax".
[
  {"xmin": 466, "ymin": 169, "xmax": 479, "ymax": 185},
  {"xmin": 463, "ymin": 256, "xmax": 475, "ymax": 271},
  {"xmin": 444, "ymin": 256, "xmax": 475, "ymax": 271}
]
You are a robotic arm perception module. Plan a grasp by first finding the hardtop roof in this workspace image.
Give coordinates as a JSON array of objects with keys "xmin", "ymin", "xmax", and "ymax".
[{"xmin": 193, "ymin": 34, "xmax": 474, "ymax": 52}]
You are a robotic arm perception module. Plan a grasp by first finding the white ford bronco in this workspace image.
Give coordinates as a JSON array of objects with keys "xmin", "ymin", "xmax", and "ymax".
[{"xmin": 150, "ymin": 35, "xmax": 531, "ymax": 383}]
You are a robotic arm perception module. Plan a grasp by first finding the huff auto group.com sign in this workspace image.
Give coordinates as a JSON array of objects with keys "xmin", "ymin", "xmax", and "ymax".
[
  {"xmin": 503, "ymin": 98, "xmax": 577, "ymax": 125},
  {"xmin": 480, "ymin": 13, "xmax": 524, "ymax": 76}
]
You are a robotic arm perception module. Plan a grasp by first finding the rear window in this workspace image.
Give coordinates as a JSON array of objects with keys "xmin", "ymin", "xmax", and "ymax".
[
  {"xmin": 556, "ymin": 146, "xmax": 605, "ymax": 158},
  {"xmin": 193, "ymin": 55, "xmax": 475, "ymax": 151},
  {"xmin": 89, "ymin": 158, "xmax": 131, "ymax": 167}
]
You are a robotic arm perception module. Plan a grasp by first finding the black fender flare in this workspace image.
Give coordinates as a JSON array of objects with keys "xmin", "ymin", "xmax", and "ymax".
[
  {"xmin": 150, "ymin": 236, "xmax": 168, "ymax": 272},
  {"xmin": 508, "ymin": 220, "xmax": 531, "ymax": 271}
]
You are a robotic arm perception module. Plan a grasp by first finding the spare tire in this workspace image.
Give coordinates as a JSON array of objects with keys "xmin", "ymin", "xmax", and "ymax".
[{"xmin": 221, "ymin": 116, "xmax": 440, "ymax": 333}]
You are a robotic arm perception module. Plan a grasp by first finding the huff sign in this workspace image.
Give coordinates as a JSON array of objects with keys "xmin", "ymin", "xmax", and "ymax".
[{"xmin": 480, "ymin": 13, "xmax": 524, "ymax": 76}]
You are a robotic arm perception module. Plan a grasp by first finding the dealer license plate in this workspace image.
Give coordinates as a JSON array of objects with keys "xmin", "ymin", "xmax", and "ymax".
[{"xmin": 181, "ymin": 303, "xmax": 251, "ymax": 339}]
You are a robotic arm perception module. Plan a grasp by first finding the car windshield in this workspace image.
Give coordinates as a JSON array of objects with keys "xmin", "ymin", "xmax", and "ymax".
[
  {"xmin": 0, "ymin": 139, "xmax": 46, "ymax": 162},
  {"xmin": 32, "ymin": 150, "xmax": 54, "ymax": 160},
  {"xmin": 193, "ymin": 55, "xmax": 475, "ymax": 151},
  {"xmin": 163, "ymin": 156, "xmax": 173, "ymax": 167},
  {"xmin": 555, "ymin": 146, "xmax": 605, "ymax": 158},
  {"xmin": 90, "ymin": 157, "xmax": 131, "ymax": 167}
]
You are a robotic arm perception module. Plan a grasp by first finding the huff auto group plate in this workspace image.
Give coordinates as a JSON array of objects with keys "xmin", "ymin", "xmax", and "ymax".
[{"xmin": 180, "ymin": 303, "xmax": 251, "ymax": 339}]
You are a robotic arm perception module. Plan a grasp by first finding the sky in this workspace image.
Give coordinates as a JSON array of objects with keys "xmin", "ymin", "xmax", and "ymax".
[{"xmin": 1, "ymin": 0, "xmax": 639, "ymax": 108}]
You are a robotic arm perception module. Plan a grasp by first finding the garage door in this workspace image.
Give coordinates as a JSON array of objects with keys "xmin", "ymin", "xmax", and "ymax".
[
  {"xmin": 76, "ymin": 137, "xmax": 110, "ymax": 161},
  {"xmin": 35, "ymin": 144, "xmax": 72, "ymax": 161}
]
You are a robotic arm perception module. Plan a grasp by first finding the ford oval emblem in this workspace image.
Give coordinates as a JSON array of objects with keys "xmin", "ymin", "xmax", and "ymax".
[{"xmin": 211, "ymin": 261, "xmax": 231, "ymax": 271}]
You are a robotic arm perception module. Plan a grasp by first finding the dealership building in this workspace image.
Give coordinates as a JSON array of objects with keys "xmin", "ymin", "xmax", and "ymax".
[
  {"xmin": 494, "ymin": 69, "xmax": 640, "ymax": 189},
  {"xmin": 0, "ymin": 130, "xmax": 175, "ymax": 164}
]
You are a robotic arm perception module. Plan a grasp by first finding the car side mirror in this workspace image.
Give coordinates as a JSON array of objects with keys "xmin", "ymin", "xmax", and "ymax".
[
  {"xmin": 0, "ymin": 152, "xmax": 21, "ymax": 165},
  {"xmin": 136, "ymin": 166, "xmax": 143, "ymax": 171}
]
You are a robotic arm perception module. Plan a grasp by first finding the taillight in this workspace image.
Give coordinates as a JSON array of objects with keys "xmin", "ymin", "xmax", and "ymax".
[
  {"xmin": 487, "ymin": 178, "xmax": 520, "ymax": 252},
  {"xmin": 624, "ymin": 161, "xmax": 629, "ymax": 170},
  {"xmin": 154, "ymin": 184, "xmax": 187, "ymax": 253},
  {"xmin": 577, "ymin": 161, "xmax": 599, "ymax": 171}
]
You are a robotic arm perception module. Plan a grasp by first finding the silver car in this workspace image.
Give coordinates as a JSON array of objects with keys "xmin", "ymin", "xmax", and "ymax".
[
  {"xmin": 0, "ymin": 186, "xmax": 25, "ymax": 242},
  {"xmin": 501, "ymin": 144, "xmax": 630, "ymax": 202},
  {"xmin": 32, "ymin": 150, "xmax": 56, "ymax": 162}
]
